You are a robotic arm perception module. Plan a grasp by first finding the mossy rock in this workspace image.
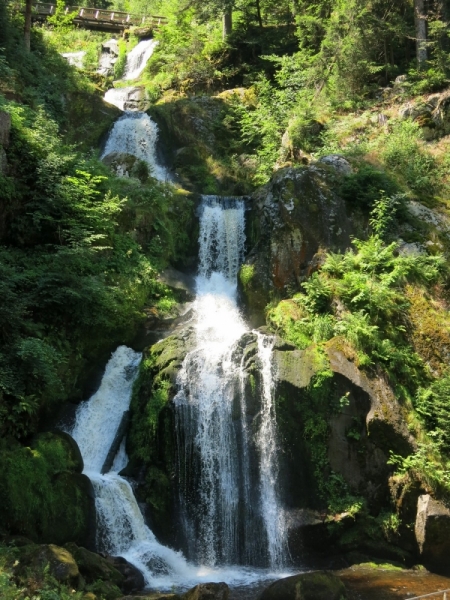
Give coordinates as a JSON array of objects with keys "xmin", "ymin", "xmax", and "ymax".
[
  {"xmin": 16, "ymin": 543, "xmax": 79, "ymax": 584},
  {"xmin": 64, "ymin": 543, "xmax": 124, "ymax": 587},
  {"xmin": 0, "ymin": 433, "xmax": 93, "ymax": 545},
  {"xmin": 259, "ymin": 571, "xmax": 346, "ymax": 600}
]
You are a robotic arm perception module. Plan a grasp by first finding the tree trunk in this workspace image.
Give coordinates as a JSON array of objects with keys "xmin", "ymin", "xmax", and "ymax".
[
  {"xmin": 414, "ymin": 0, "xmax": 428, "ymax": 69},
  {"xmin": 223, "ymin": 10, "xmax": 232, "ymax": 39},
  {"xmin": 255, "ymin": 0, "xmax": 263, "ymax": 28},
  {"xmin": 24, "ymin": 0, "xmax": 33, "ymax": 52}
]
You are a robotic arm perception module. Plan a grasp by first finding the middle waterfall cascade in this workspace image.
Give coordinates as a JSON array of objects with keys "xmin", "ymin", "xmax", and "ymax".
[{"xmin": 175, "ymin": 196, "xmax": 288, "ymax": 569}]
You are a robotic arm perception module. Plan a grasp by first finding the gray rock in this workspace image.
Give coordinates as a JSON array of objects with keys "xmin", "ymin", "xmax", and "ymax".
[
  {"xmin": 319, "ymin": 154, "xmax": 352, "ymax": 175},
  {"xmin": 61, "ymin": 52, "xmax": 86, "ymax": 68},
  {"xmin": 415, "ymin": 494, "xmax": 450, "ymax": 575}
]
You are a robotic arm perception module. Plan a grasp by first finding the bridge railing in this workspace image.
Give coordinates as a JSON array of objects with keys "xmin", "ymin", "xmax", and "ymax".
[{"xmin": 20, "ymin": 2, "xmax": 168, "ymax": 27}]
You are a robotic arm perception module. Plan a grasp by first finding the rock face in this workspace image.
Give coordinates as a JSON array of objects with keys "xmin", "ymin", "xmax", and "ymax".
[
  {"xmin": 399, "ymin": 90, "xmax": 450, "ymax": 140},
  {"xmin": 97, "ymin": 39, "xmax": 119, "ymax": 76},
  {"xmin": 415, "ymin": 495, "xmax": 450, "ymax": 575},
  {"xmin": 242, "ymin": 165, "xmax": 352, "ymax": 323},
  {"xmin": 259, "ymin": 571, "xmax": 346, "ymax": 600}
]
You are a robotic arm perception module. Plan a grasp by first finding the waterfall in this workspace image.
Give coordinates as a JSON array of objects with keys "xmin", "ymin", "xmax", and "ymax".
[
  {"xmin": 102, "ymin": 37, "xmax": 169, "ymax": 181},
  {"xmin": 122, "ymin": 39, "xmax": 159, "ymax": 81},
  {"xmin": 101, "ymin": 112, "xmax": 169, "ymax": 181},
  {"xmin": 175, "ymin": 196, "xmax": 287, "ymax": 569},
  {"xmin": 69, "ymin": 346, "xmax": 193, "ymax": 589}
]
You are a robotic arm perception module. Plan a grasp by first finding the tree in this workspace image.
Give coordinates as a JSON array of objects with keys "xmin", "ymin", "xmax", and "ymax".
[
  {"xmin": 414, "ymin": 0, "xmax": 428, "ymax": 68},
  {"xmin": 24, "ymin": 0, "xmax": 32, "ymax": 51}
]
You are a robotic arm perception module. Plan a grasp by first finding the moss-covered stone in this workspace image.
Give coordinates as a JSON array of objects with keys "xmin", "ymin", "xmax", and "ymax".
[
  {"xmin": 127, "ymin": 330, "xmax": 195, "ymax": 544},
  {"xmin": 63, "ymin": 543, "xmax": 124, "ymax": 587},
  {"xmin": 0, "ymin": 432, "xmax": 93, "ymax": 546},
  {"xmin": 259, "ymin": 571, "xmax": 346, "ymax": 600}
]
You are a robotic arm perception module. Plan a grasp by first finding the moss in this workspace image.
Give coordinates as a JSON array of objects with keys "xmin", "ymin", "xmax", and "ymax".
[
  {"xmin": 0, "ymin": 433, "xmax": 91, "ymax": 545},
  {"xmin": 239, "ymin": 263, "xmax": 255, "ymax": 289},
  {"xmin": 406, "ymin": 284, "xmax": 450, "ymax": 375}
]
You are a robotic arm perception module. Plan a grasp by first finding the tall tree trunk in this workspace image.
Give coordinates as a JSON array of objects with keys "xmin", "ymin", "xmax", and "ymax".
[
  {"xmin": 223, "ymin": 10, "xmax": 232, "ymax": 39},
  {"xmin": 255, "ymin": 0, "xmax": 263, "ymax": 28},
  {"xmin": 414, "ymin": 0, "xmax": 428, "ymax": 69},
  {"xmin": 24, "ymin": 0, "xmax": 33, "ymax": 51}
]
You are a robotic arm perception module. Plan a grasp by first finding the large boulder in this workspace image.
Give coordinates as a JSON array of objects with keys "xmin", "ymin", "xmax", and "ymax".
[
  {"xmin": 399, "ymin": 90, "xmax": 450, "ymax": 140},
  {"xmin": 107, "ymin": 555, "xmax": 145, "ymax": 593},
  {"xmin": 16, "ymin": 543, "xmax": 79, "ymax": 584},
  {"xmin": 415, "ymin": 494, "xmax": 450, "ymax": 575},
  {"xmin": 64, "ymin": 543, "xmax": 124, "ymax": 588},
  {"xmin": 259, "ymin": 571, "xmax": 346, "ymax": 600},
  {"xmin": 242, "ymin": 165, "xmax": 352, "ymax": 323}
]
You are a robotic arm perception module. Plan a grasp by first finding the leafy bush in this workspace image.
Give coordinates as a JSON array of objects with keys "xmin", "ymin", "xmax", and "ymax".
[{"xmin": 339, "ymin": 166, "xmax": 398, "ymax": 209}]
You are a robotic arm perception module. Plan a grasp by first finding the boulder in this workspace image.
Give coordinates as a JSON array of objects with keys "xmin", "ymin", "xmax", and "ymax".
[
  {"xmin": 259, "ymin": 571, "xmax": 346, "ymax": 600},
  {"xmin": 64, "ymin": 543, "xmax": 124, "ymax": 587},
  {"xmin": 398, "ymin": 90, "xmax": 450, "ymax": 140},
  {"xmin": 17, "ymin": 543, "xmax": 79, "ymax": 584},
  {"xmin": 415, "ymin": 494, "xmax": 450, "ymax": 575},
  {"xmin": 319, "ymin": 155, "xmax": 352, "ymax": 175},
  {"xmin": 243, "ymin": 166, "xmax": 352, "ymax": 323},
  {"xmin": 182, "ymin": 582, "xmax": 229, "ymax": 600},
  {"xmin": 107, "ymin": 555, "xmax": 145, "ymax": 593}
]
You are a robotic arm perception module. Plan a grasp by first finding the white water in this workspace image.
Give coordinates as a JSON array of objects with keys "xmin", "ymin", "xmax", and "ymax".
[
  {"xmin": 69, "ymin": 344, "xmax": 285, "ymax": 589},
  {"xmin": 102, "ymin": 37, "xmax": 169, "ymax": 181},
  {"xmin": 101, "ymin": 112, "xmax": 169, "ymax": 181},
  {"xmin": 175, "ymin": 197, "xmax": 287, "ymax": 569},
  {"xmin": 122, "ymin": 39, "xmax": 159, "ymax": 80}
]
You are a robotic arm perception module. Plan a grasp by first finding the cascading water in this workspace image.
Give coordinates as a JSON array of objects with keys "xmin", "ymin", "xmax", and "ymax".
[
  {"xmin": 69, "ymin": 346, "xmax": 194, "ymax": 589},
  {"xmin": 102, "ymin": 38, "xmax": 169, "ymax": 182},
  {"xmin": 175, "ymin": 196, "xmax": 288, "ymax": 570},
  {"xmin": 122, "ymin": 39, "xmax": 159, "ymax": 80},
  {"xmin": 101, "ymin": 112, "xmax": 169, "ymax": 181}
]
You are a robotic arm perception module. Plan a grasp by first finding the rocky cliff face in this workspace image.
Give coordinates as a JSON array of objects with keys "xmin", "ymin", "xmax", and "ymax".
[{"xmin": 241, "ymin": 162, "xmax": 353, "ymax": 324}]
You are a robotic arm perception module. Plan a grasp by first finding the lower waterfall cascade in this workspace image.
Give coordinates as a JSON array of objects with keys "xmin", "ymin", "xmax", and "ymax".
[{"xmin": 67, "ymin": 198, "xmax": 290, "ymax": 590}]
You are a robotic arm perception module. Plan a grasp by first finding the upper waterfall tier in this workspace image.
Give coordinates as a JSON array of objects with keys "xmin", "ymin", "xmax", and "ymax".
[{"xmin": 122, "ymin": 39, "xmax": 159, "ymax": 80}]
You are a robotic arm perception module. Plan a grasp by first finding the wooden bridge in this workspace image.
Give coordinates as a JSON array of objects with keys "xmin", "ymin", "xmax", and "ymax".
[{"xmin": 26, "ymin": 2, "xmax": 167, "ymax": 32}]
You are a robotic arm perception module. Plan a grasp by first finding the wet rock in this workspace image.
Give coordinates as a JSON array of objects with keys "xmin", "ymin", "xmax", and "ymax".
[
  {"xmin": 158, "ymin": 267, "xmax": 196, "ymax": 302},
  {"xmin": 259, "ymin": 571, "xmax": 346, "ymax": 600},
  {"xmin": 107, "ymin": 555, "xmax": 145, "ymax": 593},
  {"xmin": 319, "ymin": 154, "xmax": 352, "ymax": 175},
  {"xmin": 182, "ymin": 582, "xmax": 229, "ymax": 600},
  {"xmin": 97, "ymin": 39, "xmax": 119, "ymax": 76},
  {"xmin": 415, "ymin": 494, "xmax": 450, "ymax": 575}
]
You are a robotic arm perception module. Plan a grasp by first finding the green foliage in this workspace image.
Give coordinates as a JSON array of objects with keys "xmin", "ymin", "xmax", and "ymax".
[
  {"xmin": 0, "ymin": 434, "xmax": 88, "ymax": 543},
  {"xmin": 338, "ymin": 166, "xmax": 398, "ymax": 210},
  {"xmin": 380, "ymin": 120, "xmax": 439, "ymax": 197},
  {"xmin": 239, "ymin": 263, "xmax": 255, "ymax": 287},
  {"xmin": 415, "ymin": 372, "xmax": 450, "ymax": 455}
]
